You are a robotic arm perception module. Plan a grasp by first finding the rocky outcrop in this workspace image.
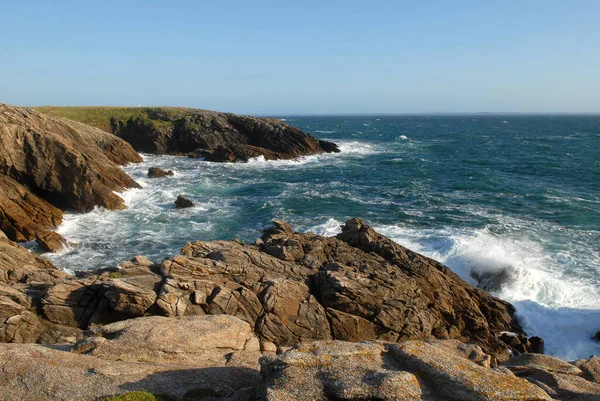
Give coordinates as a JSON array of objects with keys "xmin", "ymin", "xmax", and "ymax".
[
  {"xmin": 0, "ymin": 232, "xmax": 65, "ymax": 285},
  {"xmin": 147, "ymin": 167, "xmax": 174, "ymax": 178},
  {"xmin": 0, "ymin": 314, "xmax": 594, "ymax": 401},
  {"xmin": 0, "ymin": 315, "xmax": 263, "ymax": 401},
  {"xmin": 261, "ymin": 340, "xmax": 552, "ymax": 401},
  {"xmin": 107, "ymin": 108, "xmax": 340, "ymax": 162},
  {"xmin": 7, "ymin": 219, "xmax": 532, "ymax": 362},
  {"xmin": 0, "ymin": 104, "xmax": 141, "ymax": 211},
  {"xmin": 174, "ymin": 194, "xmax": 194, "ymax": 208},
  {"xmin": 35, "ymin": 230, "xmax": 69, "ymax": 253},
  {"xmin": 0, "ymin": 104, "xmax": 142, "ymax": 247},
  {"xmin": 502, "ymin": 353, "xmax": 600, "ymax": 400},
  {"xmin": 0, "ymin": 174, "xmax": 63, "ymax": 242},
  {"xmin": 0, "ymin": 218, "xmax": 596, "ymax": 400},
  {"xmin": 0, "ymin": 234, "xmax": 68, "ymax": 343}
]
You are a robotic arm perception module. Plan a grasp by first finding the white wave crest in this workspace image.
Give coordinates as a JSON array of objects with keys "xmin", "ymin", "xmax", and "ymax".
[
  {"xmin": 306, "ymin": 218, "xmax": 343, "ymax": 236},
  {"xmin": 374, "ymin": 222, "xmax": 600, "ymax": 359}
]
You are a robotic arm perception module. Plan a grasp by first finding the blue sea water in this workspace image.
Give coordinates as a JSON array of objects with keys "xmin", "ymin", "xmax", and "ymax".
[{"xmin": 39, "ymin": 115, "xmax": 600, "ymax": 360}]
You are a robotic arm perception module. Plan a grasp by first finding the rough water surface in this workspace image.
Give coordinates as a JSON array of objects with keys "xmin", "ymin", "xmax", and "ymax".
[{"xmin": 32, "ymin": 115, "xmax": 600, "ymax": 360}]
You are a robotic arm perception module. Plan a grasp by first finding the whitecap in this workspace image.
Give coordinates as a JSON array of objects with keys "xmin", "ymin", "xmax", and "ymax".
[
  {"xmin": 306, "ymin": 218, "xmax": 343, "ymax": 236},
  {"xmin": 372, "ymin": 220, "xmax": 600, "ymax": 359}
]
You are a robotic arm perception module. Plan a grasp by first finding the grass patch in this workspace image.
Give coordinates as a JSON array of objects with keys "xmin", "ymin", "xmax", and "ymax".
[
  {"xmin": 101, "ymin": 391, "xmax": 177, "ymax": 401},
  {"xmin": 35, "ymin": 106, "xmax": 204, "ymax": 133}
]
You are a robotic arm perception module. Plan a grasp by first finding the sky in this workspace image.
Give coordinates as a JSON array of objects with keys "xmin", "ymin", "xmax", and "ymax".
[{"xmin": 1, "ymin": 1, "xmax": 599, "ymax": 114}]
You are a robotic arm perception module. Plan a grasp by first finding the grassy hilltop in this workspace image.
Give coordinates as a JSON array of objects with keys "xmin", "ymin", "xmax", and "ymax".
[{"xmin": 35, "ymin": 106, "xmax": 203, "ymax": 133}]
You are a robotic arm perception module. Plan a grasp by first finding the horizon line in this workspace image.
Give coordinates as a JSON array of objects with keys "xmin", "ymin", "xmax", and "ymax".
[{"xmin": 18, "ymin": 104, "xmax": 600, "ymax": 117}]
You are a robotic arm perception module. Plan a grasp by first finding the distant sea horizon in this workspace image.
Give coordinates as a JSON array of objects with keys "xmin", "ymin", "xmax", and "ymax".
[{"xmin": 29, "ymin": 113, "xmax": 600, "ymax": 361}]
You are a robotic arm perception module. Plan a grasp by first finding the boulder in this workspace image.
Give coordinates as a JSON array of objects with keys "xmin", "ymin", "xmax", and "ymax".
[
  {"xmin": 41, "ymin": 273, "xmax": 163, "ymax": 329},
  {"xmin": 502, "ymin": 354, "xmax": 583, "ymax": 376},
  {"xmin": 0, "ymin": 315, "xmax": 263, "ymax": 401},
  {"xmin": 73, "ymin": 315, "xmax": 261, "ymax": 366},
  {"xmin": 35, "ymin": 230, "xmax": 68, "ymax": 253},
  {"xmin": 0, "ymin": 233, "xmax": 65, "ymax": 285},
  {"xmin": 573, "ymin": 356, "xmax": 600, "ymax": 383},
  {"xmin": 503, "ymin": 353, "xmax": 600, "ymax": 400},
  {"xmin": 500, "ymin": 332, "xmax": 545, "ymax": 355},
  {"xmin": 3, "ymin": 219, "xmax": 535, "ymax": 358},
  {"xmin": 147, "ymin": 167, "xmax": 174, "ymax": 178},
  {"xmin": 0, "ymin": 174, "xmax": 63, "ymax": 242},
  {"xmin": 174, "ymin": 194, "xmax": 194, "ymax": 208},
  {"xmin": 261, "ymin": 339, "xmax": 551, "ymax": 401},
  {"xmin": 0, "ymin": 283, "xmax": 44, "ymax": 343}
]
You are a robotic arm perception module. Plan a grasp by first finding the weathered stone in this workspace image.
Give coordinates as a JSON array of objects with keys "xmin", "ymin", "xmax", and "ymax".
[
  {"xmin": 103, "ymin": 275, "xmax": 161, "ymax": 316},
  {"xmin": 511, "ymin": 367, "xmax": 600, "ymax": 400},
  {"xmin": 262, "ymin": 339, "xmax": 550, "ymax": 401},
  {"xmin": 107, "ymin": 108, "xmax": 340, "ymax": 162},
  {"xmin": 74, "ymin": 315, "xmax": 262, "ymax": 367},
  {"xmin": 390, "ymin": 340, "xmax": 551, "ymax": 400},
  {"xmin": 0, "ymin": 340, "xmax": 259, "ymax": 401},
  {"xmin": 503, "ymin": 353, "xmax": 583, "ymax": 376},
  {"xmin": 139, "ymin": 219, "xmax": 530, "ymax": 359},
  {"xmin": 0, "ymin": 234, "xmax": 65, "ymax": 285},
  {"xmin": 0, "ymin": 284, "xmax": 44, "ymax": 343},
  {"xmin": 574, "ymin": 355, "xmax": 600, "ymax": 383},
  {"xmin": 0, "ymin": 104, "xmax": 141, "ymax": 214},
  {"xmin": 503, "ymin": 353, "xmax": 600, "ymax": 400},
  {"xmin": 147, "ymin": 167, "xmax": 174, "ymax": 178},
  {"xmin": 0, "ymin": 174, "xmax": 63, "ymax": 242},
  {"xmin": 175, "ymin": 194, "xmax": 194, "ymax": 208},
  {"xmin": 261, "ymin": 341, "xmax": 424, "ymax": 401},
  {"xmin": 35, "ymin": 230, "xmax": 68, "ymax": 253}
]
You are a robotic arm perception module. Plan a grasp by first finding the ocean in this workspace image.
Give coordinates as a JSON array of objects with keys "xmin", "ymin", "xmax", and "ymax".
[{"xmin": 34, "ymin": 115, "xmax": 600, "ymax": 360}]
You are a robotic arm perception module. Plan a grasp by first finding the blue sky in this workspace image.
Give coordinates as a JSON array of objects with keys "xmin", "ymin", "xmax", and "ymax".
[{"xmin": 1, "ymin": 1, "xmax": 599, "ymax": 114}]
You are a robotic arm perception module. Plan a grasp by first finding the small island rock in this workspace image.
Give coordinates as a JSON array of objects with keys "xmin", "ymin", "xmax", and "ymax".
[
  {"xmin": 175, "ymin": 195, "xmax": 194, "ymax": 208},
  {"xmin": 147, "ymin": 167, "xmax": 174, "ymax": 178}
]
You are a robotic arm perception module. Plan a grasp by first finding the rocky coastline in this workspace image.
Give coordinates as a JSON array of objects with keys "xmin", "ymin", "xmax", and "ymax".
[
  {"xmin": 0, "ymin": 103, "xmax": 599, "ymax": 400},
  {"xmin": 36, "ymin": 106, "xmax": 341, "ymax": 162}
]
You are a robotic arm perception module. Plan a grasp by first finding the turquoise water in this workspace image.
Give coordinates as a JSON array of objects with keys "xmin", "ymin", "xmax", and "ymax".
[{"xmin": 43, "ymin": 115, "xmax": 600, "ymax": 359}]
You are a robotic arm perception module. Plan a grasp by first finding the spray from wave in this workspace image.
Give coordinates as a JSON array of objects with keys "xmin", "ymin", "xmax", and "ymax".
[{"xmin": 306, "ymin": 217, "xmax": 600, "ymax": 360}]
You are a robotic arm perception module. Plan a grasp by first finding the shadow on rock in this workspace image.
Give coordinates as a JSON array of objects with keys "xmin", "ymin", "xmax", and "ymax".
[{"xmin": 116, "ymin": 367, "xmax": 260, "ymax": 401}]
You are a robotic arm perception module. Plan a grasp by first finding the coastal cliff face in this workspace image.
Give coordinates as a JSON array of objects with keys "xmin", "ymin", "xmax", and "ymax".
[
  {"xmin": 37, "ymin": 106, "xmax": 341, "ymax": 162},
  {"xmin": 0, "ymin": 104, "xmax": 142, "ymax": 248}
]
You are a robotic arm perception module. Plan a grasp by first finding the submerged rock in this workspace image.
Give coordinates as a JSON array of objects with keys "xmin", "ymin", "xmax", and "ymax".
[
  {"xmin": 174, "ymin": 194, "xmax": 194, "ymax": 208},
  {"xmin": 147, "ymin": 167, "xmax": 174, "ymax": 178}
]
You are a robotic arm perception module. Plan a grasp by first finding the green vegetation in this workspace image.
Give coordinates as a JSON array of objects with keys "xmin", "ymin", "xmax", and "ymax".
[
  {"xmin": 35, "ymin": 106, "xmax": 204, "ymax": 133},
  {"xmin": 101, "ymin": 391, "xmax": 171, "ymax": 401}
]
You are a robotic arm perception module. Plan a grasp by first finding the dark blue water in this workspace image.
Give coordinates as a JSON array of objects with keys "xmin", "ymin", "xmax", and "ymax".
[{"xmin": 41, "ymin": 115, "xmax": 600, "ymax": 359}]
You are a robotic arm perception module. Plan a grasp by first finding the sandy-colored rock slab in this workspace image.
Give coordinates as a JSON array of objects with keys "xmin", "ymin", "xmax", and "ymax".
[
  {"xmin": 390, "ymin": 340, "xmax": 551, "ymax": 401},
  {"xmin": 74, "ymin": 315, "xmax": 262, "ymax": 367}
]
